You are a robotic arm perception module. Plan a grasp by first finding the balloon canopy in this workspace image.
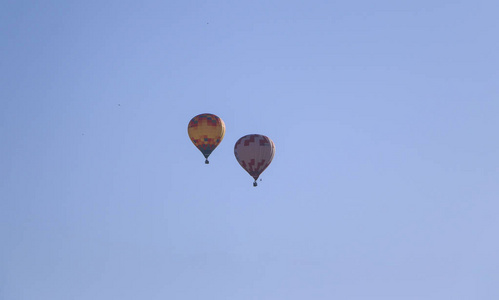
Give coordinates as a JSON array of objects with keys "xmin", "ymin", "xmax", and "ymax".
[
  {"xmin": 234, "ymin": 134, "xmax": 275, "ymax": 186},
  {"xmin": 188, "ymin": 113, "xmax": 225, "ymax": 164}
]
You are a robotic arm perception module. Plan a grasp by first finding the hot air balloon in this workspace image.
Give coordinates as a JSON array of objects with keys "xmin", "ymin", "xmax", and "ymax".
[
  {"xmin": 188, "ymin": 113, "xmax": 225, "ymax": 164},
  {"xmin": 234, "ymin": 134, "xmax": 275, "ymax": 186}
]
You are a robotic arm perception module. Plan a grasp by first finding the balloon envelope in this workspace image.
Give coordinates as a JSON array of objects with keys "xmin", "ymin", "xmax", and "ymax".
[
  {"xmin": 234, "ymin": 134, "xmax": 275, "ymax": 185},
  {"xmin": 188, "ymin": 113, "xmax": 225, "ymax": 163}
]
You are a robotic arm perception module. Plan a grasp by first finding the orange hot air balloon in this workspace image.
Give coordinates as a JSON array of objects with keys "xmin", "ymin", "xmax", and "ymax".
[
  {"xmin": 234, "ymin": 134, "xmax": 275, "ymax": 186},
  {"xmin": 188, "ymin": 113, "xmax": 225, "ymax": 164}
]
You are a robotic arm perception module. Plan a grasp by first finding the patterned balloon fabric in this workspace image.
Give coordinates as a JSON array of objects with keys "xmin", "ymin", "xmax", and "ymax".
[
  {"xmin": 234, "ymin": 134, "xmax": 275, "ymax": 186},
  {"xmin": 188, "ymin": 113, "xmax": 225, "ymax": 163}
]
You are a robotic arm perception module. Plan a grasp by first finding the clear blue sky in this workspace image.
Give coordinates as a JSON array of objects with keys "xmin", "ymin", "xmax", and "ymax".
[{"xmin": 1, "ymin": 1, "xmax": 498, "ymax": 299}]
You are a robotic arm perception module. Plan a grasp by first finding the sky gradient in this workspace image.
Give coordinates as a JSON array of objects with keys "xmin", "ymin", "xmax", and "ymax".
[{"xmin": 1, "ymin": 0, "xmax": 498, "ymax": 299}]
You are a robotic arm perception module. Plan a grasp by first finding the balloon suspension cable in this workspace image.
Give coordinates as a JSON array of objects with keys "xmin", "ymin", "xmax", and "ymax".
[
  {"xmin": 253, "ymin": 181, "xmax": 257, "ymax": 187},
  {"xmin": 205, "ymin": 159, "xmax": 209, "ymax": 164}
]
